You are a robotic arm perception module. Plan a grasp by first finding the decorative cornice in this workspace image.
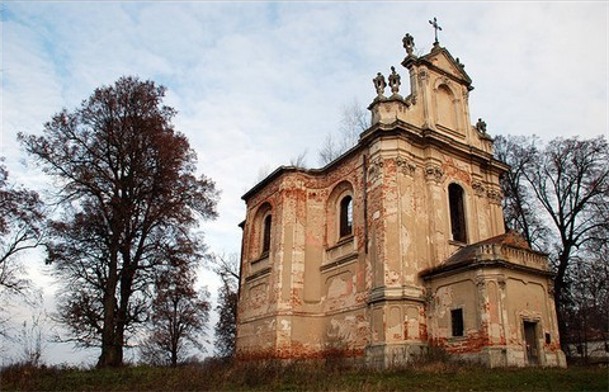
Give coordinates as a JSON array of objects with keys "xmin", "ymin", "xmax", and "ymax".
[{"xmin": 245, "ymin": 267, "xmax": 272, "ymax": 283}]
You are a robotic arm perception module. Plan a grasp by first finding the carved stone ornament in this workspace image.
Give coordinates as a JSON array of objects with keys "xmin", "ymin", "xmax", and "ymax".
[
  {"xmin": 388, "ymin": 66, "xmax": 401, "ymax": 96},
  {"xmin": 373, "ymin": 72, "xmax": 387, "ymax": 99},
  {"xmin": 497, "ymin": 277, "xmax": 506, "ymax": 289},
  {"xmin": 486, "ymin": 188, "xmax": 503, "ymax": 205},
  {"xmin": 395, "ymin": 156, "xmax": 416, "ymax": 176},
  {"xmin": 476, "ymin": 118, "xmax": 488, "ymax": 134},
  {"xmin": 472, "ymin": 180, "xmax": 486, "ymax": 197},
  {"xmin": 402, "ymin": 33, "xmax": 415, "ymax": 56},
  {"xmin": 418, "ymin": 69, "xmax": 428, "ymax": 81},
  {"xmin": 424, "ymin": 164, "xmax": 444, "ymax": 183},
  {"xmin": 368, "ymin": 158, "xmax": 384, "ymax": 181}
]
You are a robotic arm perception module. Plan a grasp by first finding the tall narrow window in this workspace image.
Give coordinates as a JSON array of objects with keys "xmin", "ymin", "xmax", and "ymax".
[
  {"xmin": 448, "ymin": 184, "xmax": 467, "ymax": 243},
  {"xmin": 451, "ymin": 308, "xmax": 464, "ymax": 337},
  {"xmin": 339, "ymin": 195, "xmax": 353, "ymax": 238},
  {"xmin": 262, "ymin": 214, "xmax": 272, "ymax": 254}
]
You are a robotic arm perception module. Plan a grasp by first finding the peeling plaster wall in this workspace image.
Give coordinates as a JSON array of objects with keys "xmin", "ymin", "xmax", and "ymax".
[
  {"xmin": 236, "ymin": 42, "xmax": 564, "ymax": 368},
  {"xmin": 424, "ymin": 267, "xmax": 565, "ymax": 367},
  {"xmin": 237, "ymin": 152, "xmax": 372, "ymax": 357}
]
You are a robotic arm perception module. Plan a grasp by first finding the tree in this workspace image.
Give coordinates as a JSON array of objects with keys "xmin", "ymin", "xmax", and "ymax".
[
  {"xmin": 494, "ymin": 135, "xmax": 549, "ymax": 251},
  {"xmin": 140, "ymin": 262, "xmax": 210, "ymax": 367},
  {"xmin": 496, "ymin": 135, "xmax": 609, "ymax": 349},
  {"xmin": 317, "ymin": 100, "xmax": 368, "ymax": 166},
  {"xmin": 288, "ymin": 149, "xmax": 308, "ymax": 169},
  {"xmin": 212, "ymin": 253, "xmax": 239, "ymax": 358},
  {"xmin": 18, "ymin": 76, "xmax": 219, "ymax": 367},
  {"xmin": 0, "ymin": 159, "xmax": 44, "ymax": 295}
]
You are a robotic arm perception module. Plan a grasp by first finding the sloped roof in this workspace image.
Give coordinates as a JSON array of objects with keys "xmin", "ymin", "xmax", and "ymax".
[
  {"xmin": 421, "ymin": 230, "xmax": 552, "ymax": 278},
  {"xmin": 407, "ymin": 44, "xmax": 473, "ymax": 87}
]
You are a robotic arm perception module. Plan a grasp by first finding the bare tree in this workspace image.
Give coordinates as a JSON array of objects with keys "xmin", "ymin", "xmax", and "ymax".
[
  {"xmin": 494, "ymin": 135, "xmax": 549, "ymax": 251},
  {"xmin": 18, "ymin": 76, "xmax": 219, "ymax": 368},
  {"xmin": 211, "ymin": 253, "xmax": 239, "ymax": 358},
  {"xmin": 289, "ymin": 149, "xmax": 308, "ymax": 168},
  {"xmin": 0, "ymin": 159, "xmax": 44, "ymax": 295},
  {"xmin": 317, "ymin": 99, "xmax": 368, "ymax": 166},
  {"xmin": 140, "ymin": 262, "xmax": 210, "ymax": 367},
  {"xmin": 496, "ymin": 135, "xmax": 609, "ymax": 349},
  {"xmin": 16, "ymin": 308, "xmax": 47, "ymax": 366}
]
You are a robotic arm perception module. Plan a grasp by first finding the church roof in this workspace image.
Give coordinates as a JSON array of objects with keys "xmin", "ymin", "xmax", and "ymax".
[
  {"xmin": 420, "ymin": 231, "xmax": 552, "ymax": 279},
  {"xmin": 405, "ymin": 43, "xmax": 473, "ymax": 88}
]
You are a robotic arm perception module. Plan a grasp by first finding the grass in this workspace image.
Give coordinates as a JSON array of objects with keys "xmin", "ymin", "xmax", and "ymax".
[{"xmin": 1, "ymin": 359, "xmax": 607, "ymax": 391}]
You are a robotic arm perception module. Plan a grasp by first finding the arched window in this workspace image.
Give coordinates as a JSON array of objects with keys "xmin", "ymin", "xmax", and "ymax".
[
  {"xmin": 448, "ymin": 183, "xmax": 467, "ymax": 243},
  {"xmin": 339, "ymin": 195, "xmax": 353, "ymax": 238},
  {"xmin": 262, "ymin": 214, "xmax": 272, "ymax": 254}
]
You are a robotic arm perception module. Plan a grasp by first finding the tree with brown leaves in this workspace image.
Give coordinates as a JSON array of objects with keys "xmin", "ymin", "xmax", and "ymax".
[
  {"xmin": 18, "ymin": 76, "xmax": 219, "ymax": 368},
  {"xmin": 140, "ymin": 262, "xmax": 210, "ymax": 367},
  {"xmin": 0, "ymin": 160, "xmax": 44, "ymax": 295}
]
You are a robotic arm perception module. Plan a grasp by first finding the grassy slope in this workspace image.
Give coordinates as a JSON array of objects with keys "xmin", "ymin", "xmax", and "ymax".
[{"xmin": 1, "ymin": 361, "xmax": 607, "ymax": 391}]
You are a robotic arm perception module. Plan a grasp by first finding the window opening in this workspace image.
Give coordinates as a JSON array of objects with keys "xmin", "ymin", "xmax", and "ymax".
[
  {"xmin": 262, "ymin": 214, "xmax": 272, "ymax": 254},
  {"xmin": 451, "ymin": 308, "xmax": 464, "ymax": 337},
  {"xmin": 339, "ymin": 195, "xmax": 353, "ymax": 238},
  {"xmin": 448, "ymin": 184, "xmax": 467, "ymax": 243}
]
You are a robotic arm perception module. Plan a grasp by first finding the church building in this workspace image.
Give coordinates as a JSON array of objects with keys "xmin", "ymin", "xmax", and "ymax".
[{"xmin": 236, "ymin": 30, "xmax": 567, "ymax": 368}]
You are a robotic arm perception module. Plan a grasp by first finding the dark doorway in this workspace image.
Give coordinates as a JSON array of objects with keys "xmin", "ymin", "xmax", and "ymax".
[{"xmin": 523, "ymin": 321, "xmax": 539, "ymax": 365}]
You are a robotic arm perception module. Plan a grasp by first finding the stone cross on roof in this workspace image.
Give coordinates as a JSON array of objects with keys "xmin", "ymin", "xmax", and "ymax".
[{"xmin": 429, "ymin": 17, "xmax": 442, "ymax": 45}]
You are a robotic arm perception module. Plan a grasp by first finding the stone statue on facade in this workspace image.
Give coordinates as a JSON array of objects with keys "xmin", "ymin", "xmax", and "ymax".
[
  {"xmin": 402, "ymin": 33, "xmax": 415, "ymax": 56},
  {"xmin": 388, "ymin": 66, "xmax": 401, "ymax": 96},
  {"xmin": 373, "ymin": 72, "xmax": 387, "ymax": 98},
  {"xmin": 476, "ymin": 118, "xmax": 487, "ymax": 134}
]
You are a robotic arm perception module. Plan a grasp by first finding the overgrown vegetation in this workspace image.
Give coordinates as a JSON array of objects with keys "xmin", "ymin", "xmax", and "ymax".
[{"xmin": 1, "ymin": 360, "xmax": 606, "ymax": 391}]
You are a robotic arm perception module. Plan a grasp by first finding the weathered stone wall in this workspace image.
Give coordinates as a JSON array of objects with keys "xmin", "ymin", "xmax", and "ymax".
[
  {"xmin": 236, "ymin": 39, "xmax": 565, "ymax": 368},
  {"xmin": 238, "ymin": 151, "xmax": 372, "ymax": 358},
  {"xmin": 424, "ymin": 265, "xmax": 565, "ymax": 367}
]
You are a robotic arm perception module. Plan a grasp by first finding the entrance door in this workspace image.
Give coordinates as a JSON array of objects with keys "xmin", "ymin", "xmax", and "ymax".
[{"xmin": 523, "ymin": 321, "xmax": 539, "ymax": 365}]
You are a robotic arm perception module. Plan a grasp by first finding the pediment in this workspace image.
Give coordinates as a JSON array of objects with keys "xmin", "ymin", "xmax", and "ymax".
[{"xmin": 421, "ymin": 47, "xmax": 472, "ymax": 86}]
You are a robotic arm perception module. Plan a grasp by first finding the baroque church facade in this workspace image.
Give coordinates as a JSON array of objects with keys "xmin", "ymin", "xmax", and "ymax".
[{"xmin": 236, "ymin": 32, "xmax": 566, "ymax": 368}]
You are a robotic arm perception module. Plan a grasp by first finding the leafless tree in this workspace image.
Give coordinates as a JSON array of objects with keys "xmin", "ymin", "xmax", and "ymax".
[
  {"xmin": 289, "ymin": 149, "xmax": 308, "ymax": 168},
  {"xmin": 317, "ymin": 99, "xmax": 368, "ymax": 166},
  {"xmin": 0, "ymin": 159, "xmax": 44, "ymax": 295},
  {"xmin": 211, "ymin": 253, "xmax": 239, "ymax": 358},
  {"xmin": 496, "ymin": 135, "xmax": 609, "ymax": 349},
  {"xmin": 494, "ymin": 135, "xmax": 549, "ymax": 251},
  {"xmin": 18, "ymin": 76, "xmax": 219, "ymax": 368},
  {"xmin": 16, "ymin": 308, "xmax": 48, "ymax": 366}
]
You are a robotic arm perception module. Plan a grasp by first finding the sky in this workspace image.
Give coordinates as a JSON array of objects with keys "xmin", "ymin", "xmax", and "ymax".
[{"xmin": 1, "ymin": 1, "xmax": 608, "ymax": 366}]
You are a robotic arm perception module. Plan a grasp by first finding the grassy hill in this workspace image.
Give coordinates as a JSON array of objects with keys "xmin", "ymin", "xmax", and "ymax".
[{"xmin": 1, "ymin": 359, "xmax": 607, "ymax": 391}]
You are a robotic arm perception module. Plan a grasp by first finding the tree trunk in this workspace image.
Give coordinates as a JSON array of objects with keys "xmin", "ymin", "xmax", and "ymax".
[
  {"xmin": 554, "ymin": 248, "xmax": 571, "ymax": 353},
  {"xmin": 98, "ymin": 256, "xmax": 123, "ymax": 368}
]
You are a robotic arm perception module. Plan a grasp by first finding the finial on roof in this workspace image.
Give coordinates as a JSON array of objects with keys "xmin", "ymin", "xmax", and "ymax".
[
  {"xmin": 388, "ymin": 66, "xmax": 401, "ymax": 97},
  {"xmin": 428, "ymin": 17, "xmax": 442, "ymax": 46},
  {"xmin": 373, "ymin": 72, "xmax": 387, "ymax": 99},
  {"xmin": 402, "ymin": 33, "xmax": 415, "ymax": 56}
]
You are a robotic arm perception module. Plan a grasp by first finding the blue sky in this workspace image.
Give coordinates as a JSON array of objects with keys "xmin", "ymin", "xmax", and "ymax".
[{"xmin": 1, "ymin": 1, "xmax": 608, "ymax": 365}]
